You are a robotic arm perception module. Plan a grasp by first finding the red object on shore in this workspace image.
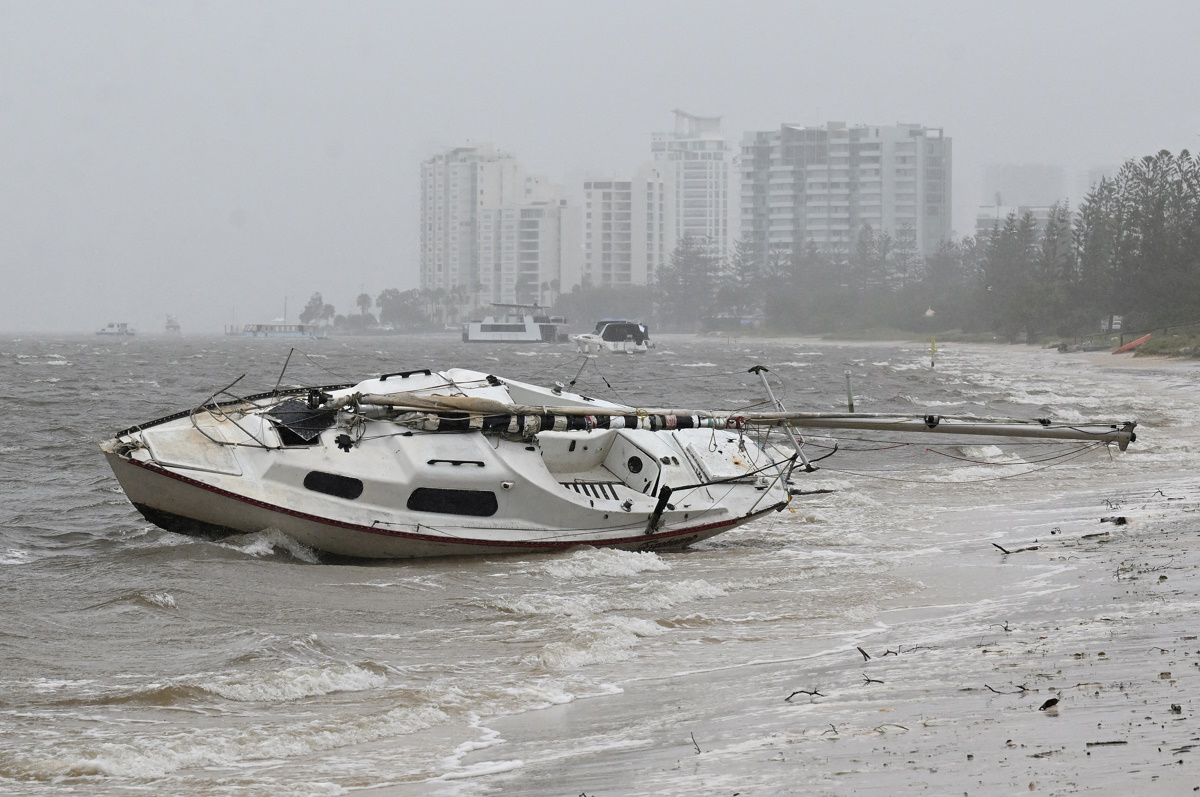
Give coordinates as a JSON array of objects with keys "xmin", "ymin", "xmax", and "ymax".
[{"xmin": 1113, "ymin": 333, "xmax": 1151, "ymax": 354}]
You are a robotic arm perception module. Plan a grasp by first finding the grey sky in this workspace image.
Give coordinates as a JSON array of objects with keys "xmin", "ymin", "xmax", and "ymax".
[{"xmin": 2, "ymin": 0, "xmax": 1197, "ymax": 333}]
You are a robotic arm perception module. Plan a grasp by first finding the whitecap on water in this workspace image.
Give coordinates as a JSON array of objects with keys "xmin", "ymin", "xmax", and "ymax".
[
  {"xmin": 1, "ymin": 548, "xmax": 33, "ymax": 565},
  {"xmin": 217, "ymin": 529, "xmax": 321, "ymax": 563},
  {"xmin": 192, "ymin": 662, "xmax": 388, "ymax": 703},
  {"xmin": 526, "ymin": 615, "xmax": 664, "ymax": 670},
  {"xmin": 538, "ymin": 548, "xmax": 670, "ymax": 580},
  {"xmin": 138, "ymin": 591, "xmax": 177, "ymax": 609}
]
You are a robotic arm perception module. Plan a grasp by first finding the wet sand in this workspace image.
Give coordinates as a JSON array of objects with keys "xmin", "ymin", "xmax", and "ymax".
[
  {"xmin": 363, "ymin": 343, "xmax": 1200, "ymax": 796},
  {"xmin": 438, "ymin": 479, "xmax": 1200, "ymax": 796}
]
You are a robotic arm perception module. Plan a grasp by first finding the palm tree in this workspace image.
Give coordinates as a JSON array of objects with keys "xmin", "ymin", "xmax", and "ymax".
[{"xmin": 356, "ymin": 292, "xmax": 372, "ymax": 316}]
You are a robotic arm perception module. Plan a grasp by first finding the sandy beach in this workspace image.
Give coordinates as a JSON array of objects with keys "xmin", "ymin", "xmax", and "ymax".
[
  {"xmin": 388, "ymin": 349, "xmax": 1200, "ymax": 796},
  {"xmin": 426, "ymin": 479, "xmax": 1200, "ymax": 796}
]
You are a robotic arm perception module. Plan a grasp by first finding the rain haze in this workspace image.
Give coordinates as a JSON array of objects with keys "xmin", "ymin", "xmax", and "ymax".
[{"xmin": 2, "ymin": 0, "xmax": 1198, "ymax": 334}]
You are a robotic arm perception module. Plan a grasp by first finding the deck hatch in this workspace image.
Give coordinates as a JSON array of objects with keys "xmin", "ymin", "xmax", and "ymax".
[{"xmin": 267, "ymin": 398, "xmax": 336, "ymax": 445}]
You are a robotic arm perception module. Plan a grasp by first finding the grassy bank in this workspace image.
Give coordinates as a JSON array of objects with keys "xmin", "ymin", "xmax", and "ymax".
[{"xmin": 1134, "ymin": 331, "xmax": 1200, "ymax": 358}]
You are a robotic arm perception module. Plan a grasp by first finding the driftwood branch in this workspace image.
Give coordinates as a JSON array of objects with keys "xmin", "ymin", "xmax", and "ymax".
[
  {"xmin": 862, "ymin": 672, "xmax": 884, "ymax": 685},
  {"xmin": 856, "ymin": 646, "xmax": 871, "ymax": 661},
  {"xmin": 985, "ymin": 683, "xmax": 1029, "ymax": 694},
  {"xmin": 993, "ymin": 542, "xmax": 1039, "ymax": 554},
  {"xmin": 690, "ymin": 732, "xmax": 701, "ymax": 754},
  {"xmin": 785, "ymin": 689, "xmax": 825, "ymax": 701}
]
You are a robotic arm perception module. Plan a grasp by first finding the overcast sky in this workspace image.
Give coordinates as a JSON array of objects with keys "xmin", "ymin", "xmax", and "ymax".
[{"xmin": 2, "ymin": 0, "xmax": 1198, "ymax": 333}]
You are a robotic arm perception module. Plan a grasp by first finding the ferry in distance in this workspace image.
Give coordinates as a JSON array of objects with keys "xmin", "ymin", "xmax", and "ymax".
[
  {"xmin": 225, "ymin": 323, "xmax": 329, "ymax": 339},
  {"xmin": 462, "ymin": 304, "xmax": 567, "ymax": 343},
  {"xmin": 96, "ymin": 322, "xmax": 136, "ymax": 336}
]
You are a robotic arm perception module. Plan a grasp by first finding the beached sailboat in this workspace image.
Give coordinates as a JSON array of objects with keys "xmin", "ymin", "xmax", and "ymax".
[{"xmin": 100, "ymin": 366, "xmax": 1136, "ymax": 560}]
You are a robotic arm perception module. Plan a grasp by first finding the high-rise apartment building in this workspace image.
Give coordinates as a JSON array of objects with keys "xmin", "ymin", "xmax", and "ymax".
[
  {"xmin": 651, "ymin": 110, "xmax": 735, "ymax": 255},
  {"xmin": 580, "ymin": 163, "xmax": 674, "ymax": 287},
  {"xmin": 420, "ymin": 144, "xmax": 581, "ymax": 306},
  {"xmin": 741, "ymin": 122, "xmax": 952, "ymax": 266}
]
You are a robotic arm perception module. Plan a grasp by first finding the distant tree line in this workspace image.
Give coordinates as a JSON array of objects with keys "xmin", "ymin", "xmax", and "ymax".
[
  {"xmin": 296, "ymin": 287, "xmax": 473, "ymax": 332},
  {"xmin": 630, "ymin": 148, "xmax": 1199, "ymax": 341}
]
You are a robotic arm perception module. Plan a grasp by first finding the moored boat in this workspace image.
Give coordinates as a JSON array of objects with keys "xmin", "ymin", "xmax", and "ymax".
[{"xmin": 571, "ymin": 319, "xmax": 653, "ymax": 354}]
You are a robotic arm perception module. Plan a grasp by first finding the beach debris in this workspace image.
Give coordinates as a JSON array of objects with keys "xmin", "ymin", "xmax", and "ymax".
[
  {"xmin": 872, "ymin": 723, "xmax": 908, "ymax": 733},
  {"xmin": 993, "ymin": 542, "xmax": 1039, "ymax": 554},
  {"xmin": 1100, "ymin": 516, "xmax": 1128, "ymax": 525},
  {"xmin": 856, "ymin": 646, "xmax": 871, "ymax": 661},
  {"xmin": 1104, "ymin": 499, "xmax": 1122, "ymax": 511},
  {"xmin": 992, "ymin": 621, "xmax": 1014, "ymax": 632},
  {"xmin": 1085, "ymin": 740, "xmax": 1128, "ymax": 747},
  {"xmin": 985, "ymin": 683, "xmax": 1029, "ymax": 695},
  {"xmin": 1171, "ymin": 704, "xmax": 1182, "ymax": 714},
  {"xmin": 821, "ymin": 724, "xmax": 839, "ymax": 736},
  {"xmin": 862, "ymin": 672, "xmax": 884, "ymax": 685},
  {"xmin": 785, "ymin": 688, "xmax": 824, "ymax": 701},
  {"xmin": 1039, "ymin": 698, "xmax": 1059, "ymax": 711},
  {"xmin": 690, "ymin": 732, "xmax": 701, "ymax": 754}
]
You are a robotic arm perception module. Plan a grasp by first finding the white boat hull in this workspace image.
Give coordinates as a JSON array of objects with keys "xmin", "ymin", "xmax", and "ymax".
[
  {"xmin": 571, "ymin": 334, "xmax": 651, "ymax": 355},
  {"xmin": 101, "ymin": 368, "xmax": 790, "ymax": 559},
  {"xmin": 103, "ymin": 449, "xmax": 775, "ymax": 558}
]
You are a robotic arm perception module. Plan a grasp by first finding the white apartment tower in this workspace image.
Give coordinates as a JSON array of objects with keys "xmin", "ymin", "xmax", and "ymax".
[
  {"xmin": 581, "ymin": 163, "xmax": 675, "ymax": 287},
  {"xmin": 651, "ymin": 110, "xmax": 735, "ymax": 254},
  {"xmin": 741, "ymin": 122, "xmax": 952, "ymax": 266},
  {"xmin": 420, "ymin": 143, "xmax": 581, "ymax": 306}
]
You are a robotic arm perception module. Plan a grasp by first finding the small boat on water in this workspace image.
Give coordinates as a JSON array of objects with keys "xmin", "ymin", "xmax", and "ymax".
[
  {"xmin": 462, "ymin": 304, "xmax": 568, "ymax": 343},
  {"xmin": 225, "ymin": 323, "xmax": 330, "ymax": 339},
  {"xmin": 100, "ymin": 366, "xmax": 1138, "ymax": 560},
  {"xmin": 571, "ymin": 319, "xmax": 653, "ymax": 354},
  {"xmin": 165, "ymin": 315, "xmax": 181, "ymax": 335},
  {"xmin": 96, "ymin": 322, "xmax": 136, "ymax": 336}
]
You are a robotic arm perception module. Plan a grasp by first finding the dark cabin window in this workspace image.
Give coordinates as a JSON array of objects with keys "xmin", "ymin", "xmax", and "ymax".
[
  {"xmin": 407, "ymin": 488, "xmax": 498, "ymax": 516},
  {"xmin": 303, "ymin": 471, "xmax": 364, "ymax": 500}
]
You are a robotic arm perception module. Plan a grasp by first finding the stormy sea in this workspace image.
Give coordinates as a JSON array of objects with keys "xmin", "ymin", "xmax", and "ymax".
[{"xmin": 2, "ymin": 333, "xmax": 1198, "ymax": 795}]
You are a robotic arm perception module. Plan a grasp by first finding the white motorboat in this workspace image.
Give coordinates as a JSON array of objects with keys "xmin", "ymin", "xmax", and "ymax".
[
  {"xmin": 462, "ymin": 304, "xmax": 567, "ymax": 343},
  {"xmin": 571, "ymin": 320, "xmax": 653, "ymax": 354},
  {"xmin": 100, "ymin": 367, "xmax": 1137, "ymax": 560}
]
